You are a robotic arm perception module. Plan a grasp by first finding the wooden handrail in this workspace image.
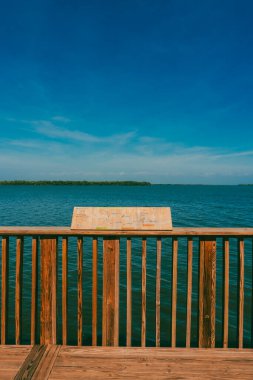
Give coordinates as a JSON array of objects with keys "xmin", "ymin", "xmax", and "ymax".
[
  {"xmin": 0, "ymin": 226, "xmax": 253, "ymax": 236},
  {"xmin": 0, "ymin": 226, "xmax": 252, "ymax": 349}
]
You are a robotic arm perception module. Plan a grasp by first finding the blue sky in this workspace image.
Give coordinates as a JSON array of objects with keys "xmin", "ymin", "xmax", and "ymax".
[{"xmin": 1, "ymin": 0, "xmax": 253, "ymax": 183}]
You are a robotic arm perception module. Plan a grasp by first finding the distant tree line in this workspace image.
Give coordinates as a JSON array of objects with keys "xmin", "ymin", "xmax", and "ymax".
[{"xmin": 0, "ymin": 180, "xmax": 151, "ymax": 186}]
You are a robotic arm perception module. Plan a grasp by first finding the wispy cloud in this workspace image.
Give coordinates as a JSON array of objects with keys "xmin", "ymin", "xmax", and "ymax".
[
  {"xmin": 0, "ymin": 138, "xmax": 68, "ymax": 155},
  {"xmin": 2, "ymin": 117, "xmax": 253, "ymax": 183},
  {"xmin": 213, "ymin": 150, "xmax": 253, "ymax": 159},
  {"xmin": 1, "ymin": 146, "xmax": 253, "ymax": 183},
  {"xmin": 31, "ymin": 120, "xmax": 136, "ymax": 145},
  {"xmin": 51, "ymin": 116, "xmax": 70, "ymax": 123}
]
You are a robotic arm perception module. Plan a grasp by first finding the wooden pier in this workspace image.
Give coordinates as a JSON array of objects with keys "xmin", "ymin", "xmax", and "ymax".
[
  {"xmin": 1, "ymin": 226, "xmax": 253, "ymax": 379},
  {"xmin": 1, "ymin": 345, "xmax": 253, "ymax": 379}
]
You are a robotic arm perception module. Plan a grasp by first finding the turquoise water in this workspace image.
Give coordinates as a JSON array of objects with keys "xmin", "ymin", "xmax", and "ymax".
[{"xmin": 0, "ymin": 185, "xmax": 253, "ymax": 346}]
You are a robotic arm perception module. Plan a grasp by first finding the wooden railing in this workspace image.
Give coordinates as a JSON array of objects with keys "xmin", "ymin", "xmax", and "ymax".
[{"xmin": 0, "ymin": 227, "xmax": 253, "ymax": 348}]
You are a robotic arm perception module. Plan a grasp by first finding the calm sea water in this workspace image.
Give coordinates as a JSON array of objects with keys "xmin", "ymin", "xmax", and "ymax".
[{"xmin": 0, "ymin": 185, "xmax": 253, "ymax": 346}]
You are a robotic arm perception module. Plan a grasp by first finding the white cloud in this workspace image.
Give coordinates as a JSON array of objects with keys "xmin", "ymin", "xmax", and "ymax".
[
  {"xmin": 32, "ymin": 120, "xmax": 136, "ymax": 145},
  {"xmin": 1, "ymin": 135, "xmax": 253, "ymax": 183},
  {"xmin": 2, "ymin": 117, "xmax": 253, "ymax": 183},
  {"xmin": 213, "ymin": 150, "xmax": 253, "ymax": 159},
  {"xmin": 51, "ymin": 116, "xmax": 70, "ymax": 123}
]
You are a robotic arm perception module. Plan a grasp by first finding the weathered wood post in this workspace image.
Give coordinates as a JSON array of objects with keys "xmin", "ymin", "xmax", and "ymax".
[
  {"xmin": 199, "ymin": 238, "xmax": 216, "ymax": 348},
  {"xmin": 102, "ymin": 238, "xmax": 120, "ymax": 346},
  {"xmin": 40, "ymin": 238, "xmax": 57, "ymax": 344},
  {"xmin": 15, "ymin": 237, "xmax": 24, "ymax": 345},
  {"xmin": 1, "ymin": 237, "xmax": 9, "ymax": 345}
]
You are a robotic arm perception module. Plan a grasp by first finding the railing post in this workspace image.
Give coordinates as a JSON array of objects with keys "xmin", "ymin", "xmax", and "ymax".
[
  {"xmin": 199, "ymin": 238, "xmax": 216, "ymax": 348},
  {"xmin": 1, "ymin": 237, "xmax": 9, "ymax": 345},
  {"xmin": 40, "ymin": 238, "xmax": 57, "ymax": 344},
  {"xmin": 102, "ymin": 238, "xmax": 120, "ymax": 346}
]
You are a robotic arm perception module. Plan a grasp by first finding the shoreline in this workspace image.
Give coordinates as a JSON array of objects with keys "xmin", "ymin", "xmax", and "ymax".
[
  {"xmin": 0, "ymin": 180, "xmax": 151, "ymax": 186},
  {"xmin": 0, "ymin": 181, "xmax": 252, "ymax": 186}
]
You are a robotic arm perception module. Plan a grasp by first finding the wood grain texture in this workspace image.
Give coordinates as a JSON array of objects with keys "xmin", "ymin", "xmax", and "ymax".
[
  {"xmin": 31, "ymin": 238, "xmax": 38, "ymax": 345},
  {"xmin": 141, "ymin": 238, "xmax": 147, "ymax": 347},
  {"xmin": 171, "ymin": 238, "xmax": 178, "ymax": 348},
  {"xmin": 92, "ymin": 238, "xmax": 98, "ymax": 346},
  {"xmin": 77, "ymin": 238, "xmax": 83, "ymax": 346},
  {"xmin": 0, "ymin": 345, "xmax": 32, "ymax": 380},
  {"xmin": 114, "ymin": 239, "xmax": 119, "ymax": 346},
  {"xmin": 2, "ymin": 346, "xmax": 253, "ymax": 380},
  {"xmin": 12, "ymin": 345, "xmax": 60, "ymax": 380},
  {"xmin": 40, "ymin": 238, "xmax": 57, "ymax": 344},
  {"xmin": 198, "ymin": 239, "xmax": 205, "ymax": 347},
  {"xmin": 102, "ymin": 238, "xmax": 120, "ymax": 346},
  {"xmin": 223, "ymin": 238, "xmax": 229, "ymax": 348},
  {"xmin": 62, "ymin": 238, "xmax": 68, "ymax": 345},
  {"xmin": 14, "ymin": 345, "xmax": 47, "ymax": 379},
  {"xmin": 238, "ymin": 238, "xmax": 244, "ymax": 348},
  {"xmin": 186, "ymin": 238, "xmax": 193, "ymax": 348},
  {"xmin": 126, "ymin": 238, "xmax": 132, "ymax": 347},
  {"xmin": 32, "ymin": 345, "xmax": 60, "ymax": 380},
  {"xmin": 15, "ymin": 237, "xmax": 24, "ymax": 345},
  {"xmin": 156, "ymin": 238, "xmax": 161, "ymax": 347},
  {"xmin": 199, "ymin": 239, "xmax": 216, "ymax": 348},
  {"xmin": 1, "ymin": 226, "xmax": 253, "ymax": 236},
  {"xmin": 1, "ymin": 237, "xmax": 9, "ymax": 345},
  {"xmin": 49, "ymin": 346, "xmax": 253, "ymax": 380}
]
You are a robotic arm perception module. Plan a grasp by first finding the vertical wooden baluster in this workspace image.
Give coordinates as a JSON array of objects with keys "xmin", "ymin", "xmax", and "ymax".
[
  {"xmin": 141, "ymin": 238, "xmax": 147, "ymax": 347},
  {"xmin": 77, "ymin": 237, "xmax": 83, "ymax": 346},
  {"xmin": 92, "ymin": 238, "xmax": 98, "ymax": 346},
  {"xmin": 171, "ymin": 238, "xmax": 178, "ymax": 347},
  {"xmin": 126, "ymin": 238, "xmax": 132, "ymax": 347},
  {"xmin": 223, "ymin": 238, "xmax": 229, "ymax": 348},
  {"xmin": 156, "ymin": 238, "xmax": 161, "ymax": 347},
  {"xmin": 15, "ymin": 237, "xmax": 24, "ymax": 345},
  {"xmin": 114, "ymin": 239, "xmax": 120, "ymax": 347},
  {"xmin": 238, "ymin": 238, "xmax": 244, "ymax": 348},
  {"xmin": 52, "ymin": 239, "xmax": 57, "ymax": 344},
  {"xmin": 186, "ymin": 238, "xmax": 193, "ymax": 348},
  {"xmin": 199, "ymin": 238, "xmax": 216, "ymax": 348},
  {"xmin": 31, "ymin": 237, "xmax": 38, "ymax": 345},
  {"xmin": 40, "ymin": 238, "xmax": 57, "ymax": 344},
  {"xmin": 102, "ymin": 238, "xmax": 120, "ymax": 346},
  {"xmin": 1, "ymin": 237, "xmax": 9, "ymax": 344},
  {"xmin": 199, "ymin": 239, "xmax": 204, "ymax": 346},
  {"xmin": 62, "ymin": 237, "xmax": 68, "ymax": 345}
]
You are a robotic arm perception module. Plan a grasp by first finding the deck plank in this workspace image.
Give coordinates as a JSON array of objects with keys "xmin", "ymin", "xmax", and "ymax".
[
  {"xmin": 32, "ymin": 345, "xmax": 60, "ymax": 380},
  {"xmin": 0, "ymin": 345, "xmax": 32, "ymax": 380},
  {"xmin": 14, "ymin": 345, "xmax": 47, "ymax": 379},
  {"xmin": 2, "ymin": 345, "xmax": 253, "ymax": 379},
  {"xmin": 49, "ymin": 347, "xmax": 253, "ymax": 380},
  {"xmin": 15, "ymin": 345, "xmax": 61, "ymax": 380}
]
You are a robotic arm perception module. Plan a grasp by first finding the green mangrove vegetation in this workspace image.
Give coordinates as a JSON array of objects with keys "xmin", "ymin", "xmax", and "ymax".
[{"xmin": 0, "ymin": 180, "xmax": 151, "ymax": 186}]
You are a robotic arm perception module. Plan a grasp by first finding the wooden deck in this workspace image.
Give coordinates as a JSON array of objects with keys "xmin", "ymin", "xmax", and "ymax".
[
  {"xmin": 1, "ymin": 227, "xmax": 253, "ymax": 379},
  {"xmin": 2, "ymin": 345, "xmax": 253, "ymax": 380}
]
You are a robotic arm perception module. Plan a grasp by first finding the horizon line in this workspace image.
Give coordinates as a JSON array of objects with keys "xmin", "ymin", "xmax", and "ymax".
[{"xmin": 0, "ymin": 180, "xmax": 252, "ymax": 186}]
